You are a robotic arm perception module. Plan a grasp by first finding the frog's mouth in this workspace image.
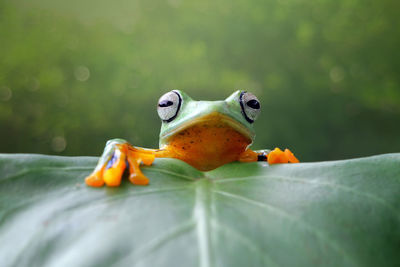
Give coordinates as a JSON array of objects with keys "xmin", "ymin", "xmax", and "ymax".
[{"xmin": 160, "ymin": 112, "xmax": 253, "ymax": 143}]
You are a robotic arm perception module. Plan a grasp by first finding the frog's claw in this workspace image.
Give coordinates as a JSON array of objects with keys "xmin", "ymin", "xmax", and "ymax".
[
  {"xmin": 267, "ymin": 148, "xmax": 299, "ymax": 164},
  {"xmin": 85, "ymin": 140, "xmax": 155, "ymax": 187}
]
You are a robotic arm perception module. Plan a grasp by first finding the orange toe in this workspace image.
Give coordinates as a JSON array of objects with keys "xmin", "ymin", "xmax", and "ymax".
[
  {"xmin": 268, "ymin": 148, "xmax": 289, "ymax": 164},
  {"xmin": 85, "ymin": 170, "xmax": 105, "ymax": 187},
  {"xmin": 268, "ymin": 148, "xmax": 300, "ymax": 164},
  {"xmin": 103, "ymin": 151, "xmax": 127, "ymax": 187},
  {"xmin": 284, "ymin": 148, "xmax": 299, "ymax": 163},
  {"xmin": 129, "ymin": 173, "xmax": 150, "ymax": 185},
  {"xmin": 103, "ymin": 160, "xmax": 126, "ymax": 187}
]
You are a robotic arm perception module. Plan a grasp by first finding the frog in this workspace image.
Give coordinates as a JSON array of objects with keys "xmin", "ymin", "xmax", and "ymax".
[{"xmin": 85, "ymin": 90, "xmax": 299, "ymax": 187}]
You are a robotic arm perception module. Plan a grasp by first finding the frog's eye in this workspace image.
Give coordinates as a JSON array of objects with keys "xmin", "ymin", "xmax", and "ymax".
[
  {"xmin": 239, "ymin": 91, "xmax": 261, "ymax": 123},
  {"xmin": 157, "ymin": 91, "xmax": 182, "ymax": 122}
]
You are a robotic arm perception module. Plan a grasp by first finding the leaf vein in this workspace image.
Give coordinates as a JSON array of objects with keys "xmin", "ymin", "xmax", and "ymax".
[
  {"xmin": 213, "ymin": 189, "xmax": 357, "ymax": 266},
  {"xmin": 211, "ymin": 219, "xmax": 280, "ymax": 267},
  {"xmin": 144, "ymin": 167, "xmax": 199, "ymax": 181},
  {"xmin": 113, "ymin": 220, "xmax": 195, "ymax": 266},
  {"xmin": 0, "ymin": 166, "xmax": 93, "ymax": 183},
  {"xmin": 193, "ymin": 180, "xmax": 213, "ymax": 267},
  {"xmin": 216, "ymin": 175, "xmax": 400, "ymax": 220}
]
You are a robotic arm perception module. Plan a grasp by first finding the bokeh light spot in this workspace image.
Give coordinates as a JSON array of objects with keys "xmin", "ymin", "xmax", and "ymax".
[
  {"xmin": 167, "ymin": 0, "xmax": 182, "ymax": 8},
  {"xmin": 74, "ymin": 66, "xmax": 90, "ymax": 82},
  {"xmin": 51, "ymin": 136, "xmax": 67, "ymax": 152},
  {"xmin": 329, "ymin": 67, "xmax": 345, "ymax": 83},
  {"xmin": 28, "ymin": 78, "xmax": 40, "ymax": 92},
  {"xmin": 0, "ymin": 87, "xmax": 12, "ymax": 101}
]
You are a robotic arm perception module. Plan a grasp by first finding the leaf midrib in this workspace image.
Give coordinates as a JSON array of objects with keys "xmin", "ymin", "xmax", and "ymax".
[{"xmin": 194, "ymin": 178, "xmax": 213, "ymax": 267}]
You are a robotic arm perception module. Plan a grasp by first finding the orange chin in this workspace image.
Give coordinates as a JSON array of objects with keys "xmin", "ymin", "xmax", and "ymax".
[{"xmin": 161, "ymin": 117, "xmax": 252, "ymax": 171}]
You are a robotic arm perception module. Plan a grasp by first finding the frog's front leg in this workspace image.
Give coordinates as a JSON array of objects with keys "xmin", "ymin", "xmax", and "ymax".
[
  {"xmin": 239, "ymin": 148, "xmax": 299, "ymax": 164},
  {"xmin": 85, "ymin": 139, "xmax": 156, "ymax": 187}
]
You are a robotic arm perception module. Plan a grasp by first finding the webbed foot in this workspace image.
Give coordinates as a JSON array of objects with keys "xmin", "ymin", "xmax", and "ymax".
[
  {"xmin": 267, "ymin": 147, "xmax": 299, "ymax": 164},
  {"xmin": 85, "ymin": 139, "xmax": 155, "ymax": 187}
]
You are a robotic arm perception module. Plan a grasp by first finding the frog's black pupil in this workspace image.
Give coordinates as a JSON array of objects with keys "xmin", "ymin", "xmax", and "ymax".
[
  {"xmin": 159, "ymin": 100, "xmax": 174, "ymax": 107},
  {"xmin": 247, "ymin": 99, "xmax": 260, "ymax": 109}
]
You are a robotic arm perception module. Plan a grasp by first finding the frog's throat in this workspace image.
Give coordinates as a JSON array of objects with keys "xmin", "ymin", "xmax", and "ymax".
[{"xmin": 160, "ymin": 112, "xmax": 254, "ymax": 146}]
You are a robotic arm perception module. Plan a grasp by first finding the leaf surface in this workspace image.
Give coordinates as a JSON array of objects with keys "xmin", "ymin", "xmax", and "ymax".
[{"xmin": 0, "ymin": 153, "xmax": 399, "ymax": 267}]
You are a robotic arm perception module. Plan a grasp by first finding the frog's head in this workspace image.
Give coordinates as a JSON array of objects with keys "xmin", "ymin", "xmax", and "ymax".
[{"xmin": 157, "ymin": 90, "xmax": 261, "ymax": 148}]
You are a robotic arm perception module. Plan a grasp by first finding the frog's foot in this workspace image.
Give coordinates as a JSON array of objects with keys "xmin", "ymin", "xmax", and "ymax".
[
  {"xmin": 126, "ymin": 146, "xmax": 155, "ymax": 186},
  {"xmin": 85, "ymin": 139, "xmax": 155, "ymax": 187},
  {"xmin": 267, "ymin": 148, "xmax": 299, "ymax": 164},
  {"xmin": 85, "ymin": 144, "xmax": 127, "ymax": 187}
]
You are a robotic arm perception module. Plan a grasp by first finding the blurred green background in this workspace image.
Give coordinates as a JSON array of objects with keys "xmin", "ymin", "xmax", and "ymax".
[{"xmin": 1, "ymin": 0, "xmax": 399, "ymax": 162}]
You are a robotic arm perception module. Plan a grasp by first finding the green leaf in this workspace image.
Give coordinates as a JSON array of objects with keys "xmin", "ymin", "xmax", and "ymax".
[{"xmin": 0, "ymin": 153, "xmax": 399, "ymax": 267}]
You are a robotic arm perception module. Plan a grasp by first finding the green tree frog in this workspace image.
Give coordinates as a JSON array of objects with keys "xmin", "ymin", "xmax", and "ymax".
[{"xmin": 85, "ymin": 90, "xmax": 299, "ymax": 187}]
